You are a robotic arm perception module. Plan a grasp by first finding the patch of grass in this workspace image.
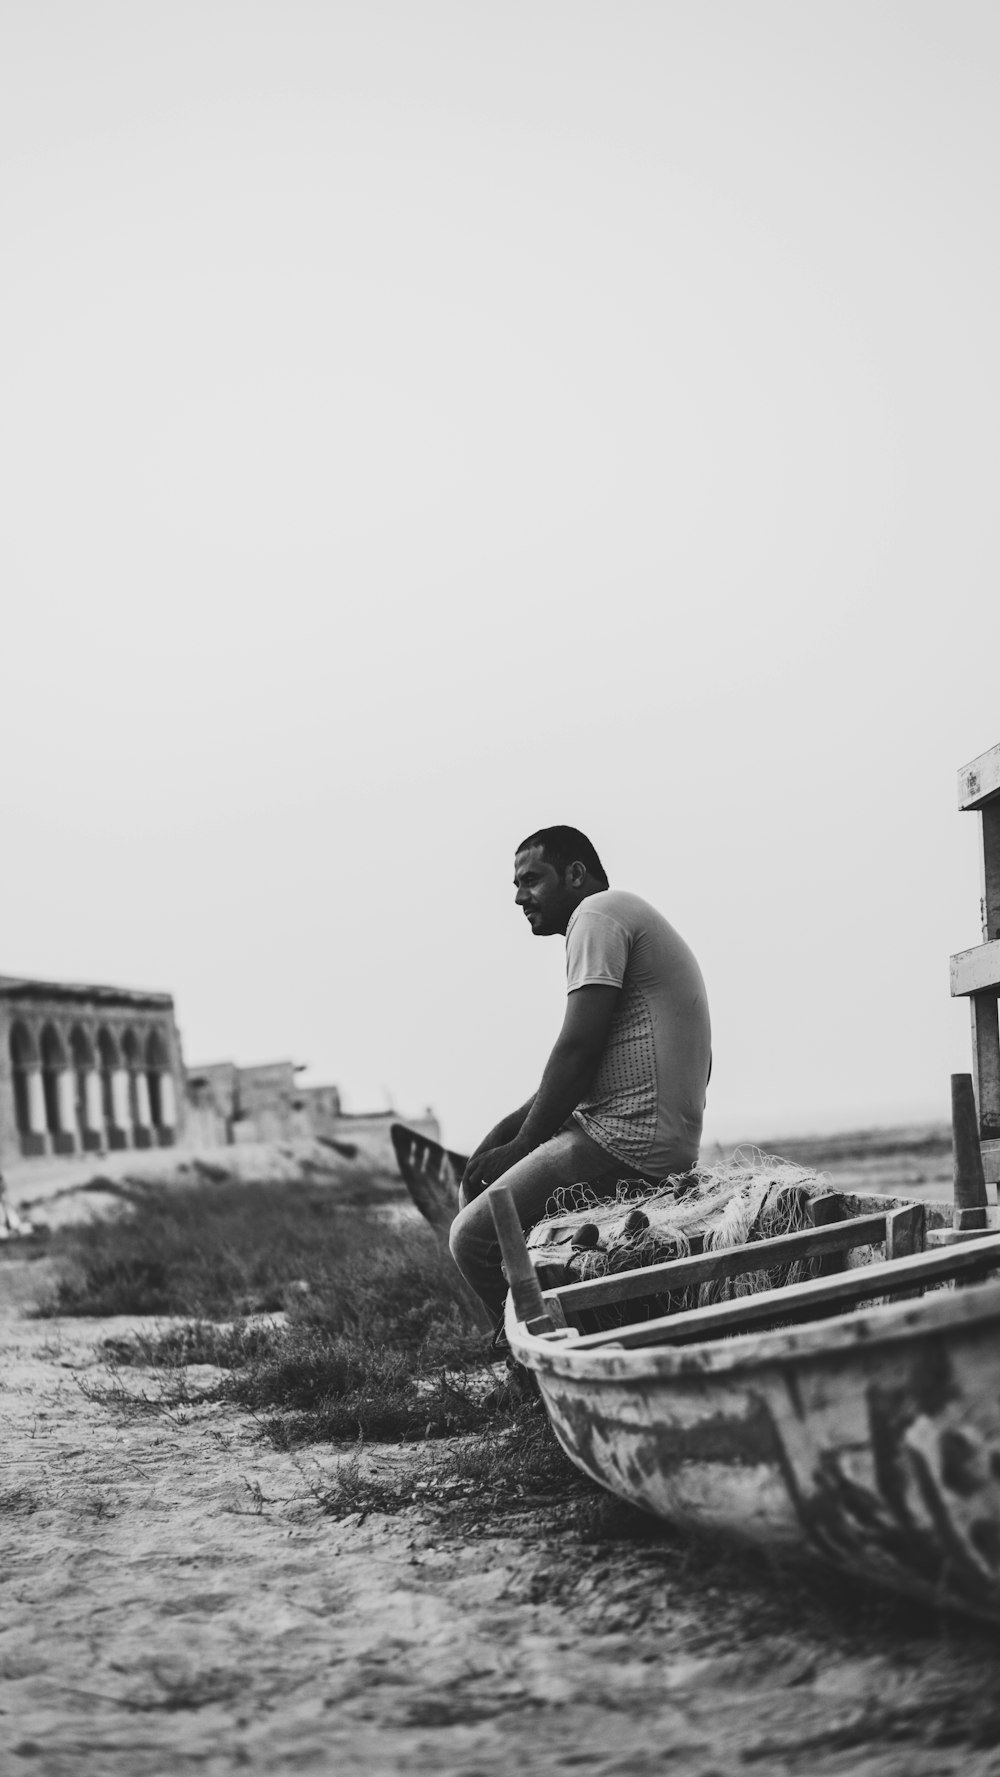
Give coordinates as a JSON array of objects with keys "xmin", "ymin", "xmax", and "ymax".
[
  {"xmin": 438, "ymin": 1403, "xmax": 589, "ymax": 1506},
  {"xmin": 39, "ymin": 1179, "xmax": 306, "ymax": 1317},
  {"xmin": 48, "ymin": 1179, "xmax": 507, "ymax": 1445},
  {"xmin": 307, "ymin": 1401, "xmax": 589, "ymax": 1519},
  {"xmin": 41, "ymin": 1179, "xmax": 476, "ymax": 1340},
  {"xmin": 101, "ymin": 1320, "xmax": 281, "ymax": 1369},
  {"xmin": 98, "ymin": 1311, "xmax": 498, "ymax": 1442},
  {"xmin": 76, "ymin": 1365, "xmax": 221, "ymax": 1420},
  {"xmin": 238, "ymin": 1336, "xmax": 492, "ymax": 1442}
]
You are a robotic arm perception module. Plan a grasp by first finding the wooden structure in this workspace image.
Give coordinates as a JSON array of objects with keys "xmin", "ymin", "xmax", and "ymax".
[
  {"xmin": 390, "ymin": 1122, "xmax": 465, "ymax": 1238},
  {"xmin": 389, "ymin": 1122, "xmax": 493, "ymax": 1330},
  {"xmin": 496, "ymin": 1182, "xmax": 1000, "ymax": 1624},
  {"xmin": 952, "ymin": 742, "xmax": 1000, "ymax": 1185}
]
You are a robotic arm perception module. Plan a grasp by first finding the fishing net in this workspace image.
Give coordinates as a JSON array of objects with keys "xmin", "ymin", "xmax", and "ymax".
[{"xmin": 525, "ymin": 1149, "xmax": 883, "ymax": 1332}]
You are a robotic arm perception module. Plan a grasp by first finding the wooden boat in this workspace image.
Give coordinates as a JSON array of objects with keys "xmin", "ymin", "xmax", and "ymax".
[
  {"xmin": 389, "ymin": 1122, "xmax": 493, "ymax": 1331},
  {"xmin": 502, "ymin": 1177, "xmax": 1000, "ymax": 1625},
  {"xmin": 390, "ymin": 1122, "xmax": 465, "ymax": 1238},
  {"xmin": 393, "ymin": 1117, "xmax": 1000, "ymax": 1623}
]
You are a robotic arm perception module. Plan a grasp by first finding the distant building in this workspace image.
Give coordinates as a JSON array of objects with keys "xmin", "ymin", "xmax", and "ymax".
[
  {"xmin": 0, "ymin": 973, "xmax": 440, "ymax": 1170},
  {"xmin": 184, "ymin": 1058, "xmax": 439, "ymax": 1164},
  {"xmin": 0, "ymin": 975, "xmax": 183, "ymax": 1163},
  {"xmin": 184, "ymin": 1060, "xmax": 326, "ymax": 1147}
]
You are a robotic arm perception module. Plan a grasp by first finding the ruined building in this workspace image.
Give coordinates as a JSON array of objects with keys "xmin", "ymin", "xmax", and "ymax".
[
  {"xmin": 0, "ymin": 976, "xmax": 183, "ymax": 1164},
  {"xmin": 185, "ymin": 1060, "xmax": 338, "ymax": 1147},
  {"xmin": 184, "ymin": 1060, "xmax": 438, "ymax": 1164},
  {"xmin": 0, "ymin": 973, "xmax": 440, "ymax": 1168}
]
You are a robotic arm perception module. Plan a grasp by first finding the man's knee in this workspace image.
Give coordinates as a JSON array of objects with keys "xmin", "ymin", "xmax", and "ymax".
[
  {"xmin": 449, "ymin": 1194, "xmax": 500, "ymax": 1280},
  {"xmin": 448, "ymin": 1211, "xmax": 464, "ymax": 1269},
  {"xmin": 449, "ymin": 1201, "xmax": 478, "ymax": 1272}
]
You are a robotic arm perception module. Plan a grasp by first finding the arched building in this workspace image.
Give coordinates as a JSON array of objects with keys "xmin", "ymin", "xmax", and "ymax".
[{"xmin": 0, "ymin": 975, "xmax": 184, "ymax": 1162}]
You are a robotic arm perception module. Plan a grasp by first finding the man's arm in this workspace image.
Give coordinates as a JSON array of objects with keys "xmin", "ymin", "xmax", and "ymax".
[
  {"xmin": 463, "ymin": 986, "xmax": 620, "ymax": 1196},
  {"xmin": 474, "ymin": 1098, "xmax": 537, "ymax": 1155},
  {"xmin": 460, "ymin": 1097, "xmax": 536, "ymax": 1198}
]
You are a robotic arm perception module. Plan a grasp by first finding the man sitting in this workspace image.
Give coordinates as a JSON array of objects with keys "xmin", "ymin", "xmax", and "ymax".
[{"xmin": 449, "ymin": 826, "xmax": 712, "ymax": 1322}]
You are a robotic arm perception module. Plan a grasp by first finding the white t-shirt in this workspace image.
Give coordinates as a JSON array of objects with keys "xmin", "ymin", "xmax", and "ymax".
[{"xmin": 565, "ymin": 888, "xmax": 711, "ymax": 1178}]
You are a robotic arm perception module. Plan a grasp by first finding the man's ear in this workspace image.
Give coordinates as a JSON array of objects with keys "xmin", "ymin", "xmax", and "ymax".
[{"xmin": 566, "ymin": 860, "xmax": 587, "ymax": 890}]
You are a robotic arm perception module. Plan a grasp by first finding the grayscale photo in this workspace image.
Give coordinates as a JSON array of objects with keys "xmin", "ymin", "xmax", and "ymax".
[{"xmin": 4, "ymin": 4, "xmax": 1000, "ymax": 1773}]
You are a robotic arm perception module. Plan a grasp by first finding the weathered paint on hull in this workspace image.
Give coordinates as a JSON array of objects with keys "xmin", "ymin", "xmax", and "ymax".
[
  {"xmin": 510, "ymin": 1280, "xmax": 1000, "ymax": 1623},
  {"xmin": 542, "ymin": 1368, "xmax": 800, "ymax": 1547}
]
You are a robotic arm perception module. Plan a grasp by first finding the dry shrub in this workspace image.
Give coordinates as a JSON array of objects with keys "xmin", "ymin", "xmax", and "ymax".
[
  {"xmin": 310, "ymin": 1404, "xmax": 587, "ymax": 1519},
  {"xmin": 42, "ymin": 1179, "xmax": 475, "ymax": 1333},
  {"xmin": 47, "ymin": 1178, "xmax": 514, "ymax": 1445}
]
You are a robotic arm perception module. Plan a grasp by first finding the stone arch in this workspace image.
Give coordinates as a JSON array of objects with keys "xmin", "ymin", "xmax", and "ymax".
[
  {"xmin": 40, "ymin": 1023, "xmax": 66, "ymax": 1134},
  {"xmin": 9, "ymin": 1021, "xmax": 37, "ymax": 1135}
]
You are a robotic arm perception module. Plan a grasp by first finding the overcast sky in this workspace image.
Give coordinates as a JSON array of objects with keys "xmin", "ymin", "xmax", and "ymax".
[{"xmin": 3, "ymin": 2, "xmax": 999, "ymax": 1153}]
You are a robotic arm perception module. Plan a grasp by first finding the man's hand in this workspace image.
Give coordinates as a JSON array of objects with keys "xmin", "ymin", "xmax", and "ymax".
[
  {"xmin": 460, "ymin": 1136, "xmax": 501, "ymax": 1199},
  {"xmin": 459, "ymin": 1098, "xmax": 537, "ymax": 1202},
  {"xmin": 459, "ymin": 988, "xmax": 619, "ymax": 1203},
  {"xmin": 461, "ymin": 1137, "xmax": 531, "ymax": 1201}
]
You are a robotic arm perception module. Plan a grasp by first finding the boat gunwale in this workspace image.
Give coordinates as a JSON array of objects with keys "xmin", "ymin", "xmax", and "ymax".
[{"xmin": 507, "ymin": 1256, "xmax": 1000, "ymax": 1385}]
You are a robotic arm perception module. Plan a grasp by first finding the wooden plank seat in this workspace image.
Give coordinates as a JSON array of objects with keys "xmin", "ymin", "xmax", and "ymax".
[
  {"xmin": 541, "ymin": 1202, "xmax": 923, "ymax": 1325},
  {"xmin": 547, "ymin": 1231, "xmax": 1000, "ymax": 1351}
]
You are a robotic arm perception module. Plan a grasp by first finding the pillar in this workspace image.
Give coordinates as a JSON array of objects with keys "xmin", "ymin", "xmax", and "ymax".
[
  {"xmin": 54, "ymin": 1069, "xmax": 77, "ymax": 1153},
  {"xmin": 18, "ymin": 1068, "xmax": 49, "ymax": 1155},
  {"xmin": 83, "ymin": 1070, "xmax": 105, "ymax": 1151},
  {"xmin": 84, "ymin": 1071, "xmax": 103, "ymax": 1130},
  {"xmin": 134, "ymin": 1072, "xmax": 151, "ymax": 1127},
  {"xmin": 56, "ymin": 1069, "xmax": 76, "ymax": 1132},
  {"xmin": 26, "ymin": 1070, "xmax": 46, "ymax": 1136},
  {"xmin": 110, "ymin": 1069, "xmax": 132, "ymax": 1149},
  {"xmin": 159, "ymin": 1073, "xmax": 177, "ymax": 1129},
  {"xmin": 133, "ymin": 1072, "xmax": 152, "ymax": 1147}
]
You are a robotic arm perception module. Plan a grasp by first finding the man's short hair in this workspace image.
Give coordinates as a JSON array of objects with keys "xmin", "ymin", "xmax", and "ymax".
[{"xmin": 516, "ymin": 825, "xmax": 609, "ymax": 889}]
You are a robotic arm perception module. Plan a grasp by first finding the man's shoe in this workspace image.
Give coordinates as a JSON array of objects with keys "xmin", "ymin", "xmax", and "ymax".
[
  {"xmin": 481, "ymin": 1356, "xmax": 539, "ymax": 1412},
  {"xmin": 504, "ymin": 1357, "xmax": 539, "ymax": 1400}
]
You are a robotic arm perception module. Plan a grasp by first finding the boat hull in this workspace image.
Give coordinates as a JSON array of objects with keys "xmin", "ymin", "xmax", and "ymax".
[{"xmin": 510, "ymin": 1280, "xmax": 1000, "ymax": 1622}]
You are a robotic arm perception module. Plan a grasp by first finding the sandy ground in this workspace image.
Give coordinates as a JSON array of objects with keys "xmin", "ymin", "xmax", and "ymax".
[{"xmin": 5, "ymin": 1250, "xmax": 1000, "ymax": 1776}]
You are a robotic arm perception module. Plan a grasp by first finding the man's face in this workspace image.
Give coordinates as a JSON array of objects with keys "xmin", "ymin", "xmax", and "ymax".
[{"xmin": 513, "ymin": 845, "xmax": 576, "ymax": 937}]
